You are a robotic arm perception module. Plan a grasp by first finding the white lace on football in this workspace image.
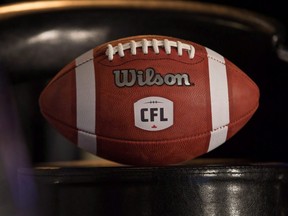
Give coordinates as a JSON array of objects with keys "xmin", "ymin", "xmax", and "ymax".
[{"xmin": 106, "ymin": 39, "xmax": 195, "ymax": 61}]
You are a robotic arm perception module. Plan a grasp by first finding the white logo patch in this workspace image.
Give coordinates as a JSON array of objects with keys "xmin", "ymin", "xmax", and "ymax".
[{"xmin": 134, "ymin": 97, "xmax": 173, "ymax": 131}]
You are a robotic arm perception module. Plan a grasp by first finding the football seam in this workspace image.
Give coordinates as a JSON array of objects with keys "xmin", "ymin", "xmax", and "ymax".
[
  {"xmin": 41, "ymin": 101, "xmax": 258, "ymax": 144},
  {"xmin": 98, "ymin": 56, "xmax": 205, "ymax": 67},
  {"xmin": 207, "ymin": 55, "xmax": 225, "ymax": 65},
  {"xmin": 230, "ymin": 66, "xmax": 259, "ymax": 91},
  {"xmin": 78, "ymin": 57, "xmax": 94, "ymax": 67},
  {"xmin": 47, "ymin": 46, "xmax": 205, "ymax": 85},
  {"xmin": 48, "ymin": 54, "xmax": 258, "ymax": 94},
  {"xmin": 42, "ymin": 46, "xmax": 259, "ymax": 144},
  {"xmin": 97, "ymin": 103, "xmax": 258, "ymax": 143},
  {"xmin": 208, "ymin": 55, "xmax": 259, "ymax": 91}
]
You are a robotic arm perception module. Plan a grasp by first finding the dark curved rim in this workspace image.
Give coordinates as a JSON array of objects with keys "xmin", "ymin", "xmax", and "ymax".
[
  {"xmin": 0, "ymin": 0, "xmax": 284, "ymax": 35},
  {"xmin": 1, "ymin": 0, "xmax": 287, "ymax": 62},
  {"xmin": 18, "ymin": 163, "xmax": 288, "ymax": 183}
]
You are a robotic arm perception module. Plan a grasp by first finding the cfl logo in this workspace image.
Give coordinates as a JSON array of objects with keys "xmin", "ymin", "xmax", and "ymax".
[
  {"xmin": 134, "ymin": 97, "xmax": 174, "ymax": 131},
  {"xmin": 140, "ymin": 108, "xmax": 168, "ymax": 122}
]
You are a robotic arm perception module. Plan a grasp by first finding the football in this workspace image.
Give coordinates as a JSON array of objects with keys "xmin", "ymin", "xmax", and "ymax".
[{"xmin": 39, "ymin": 35, "xmax": 260, "ymax": 165}]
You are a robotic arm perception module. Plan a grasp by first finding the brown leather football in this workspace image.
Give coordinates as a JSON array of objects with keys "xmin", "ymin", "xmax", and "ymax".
[{"xmin": 39, "ymin": 35, "xmax": 260, "ymax": 165}]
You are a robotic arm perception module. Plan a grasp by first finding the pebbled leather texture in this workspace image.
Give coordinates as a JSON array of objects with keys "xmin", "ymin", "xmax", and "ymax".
[
  {"xmin": 0, "ymin": 1, "xmax": 287, "ymax": 163},
  {"xmin": 18, "ymin": 162, "xmax": 288, "ymax": 216}
]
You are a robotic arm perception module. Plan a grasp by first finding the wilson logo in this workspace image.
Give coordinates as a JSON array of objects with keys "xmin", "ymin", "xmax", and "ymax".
[
  {"xmin": 113, "ymin": 68, "xmax": 192, "ymax": 87},
  {"xmin": 134, "ymin": 96, "xmax": 173, "ymax": 131}
]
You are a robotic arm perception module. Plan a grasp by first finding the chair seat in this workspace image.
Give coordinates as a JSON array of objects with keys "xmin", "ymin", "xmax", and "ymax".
[{"xmin": 18, "ymin": 159, "xmax": 288, "ymax": 216}]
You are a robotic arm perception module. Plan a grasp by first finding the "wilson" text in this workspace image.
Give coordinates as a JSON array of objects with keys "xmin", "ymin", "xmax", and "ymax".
[{"xmin": 113, "ymin": 68, "xmax": 192, "ymax": 87}]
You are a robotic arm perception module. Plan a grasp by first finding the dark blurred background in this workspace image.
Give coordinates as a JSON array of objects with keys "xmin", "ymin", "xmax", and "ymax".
[{"xmin": 0, "ymin": 1, "xmax": 287, "ymax": 215}]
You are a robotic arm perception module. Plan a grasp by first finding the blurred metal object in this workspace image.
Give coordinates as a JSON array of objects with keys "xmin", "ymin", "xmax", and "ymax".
[
  {"xmin": 18, "ymin": 161, "xmax": 288, "ymax": 216},
  {"xmin": 0, "ymin": 0, "xmax": 286, "ymax": 82},
  {"xmin": 0, "ymin": 1, "xmax": 287, "ymax": 216},
  {"xmin": 277, "ymin": 44, "xmax": 288, "ymax": 62}
]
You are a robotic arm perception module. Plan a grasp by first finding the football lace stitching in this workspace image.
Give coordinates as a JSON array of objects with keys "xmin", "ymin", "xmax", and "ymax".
[{"xmin": 106, "ymin": 39, "xmax": 195, "ymax": 61}]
